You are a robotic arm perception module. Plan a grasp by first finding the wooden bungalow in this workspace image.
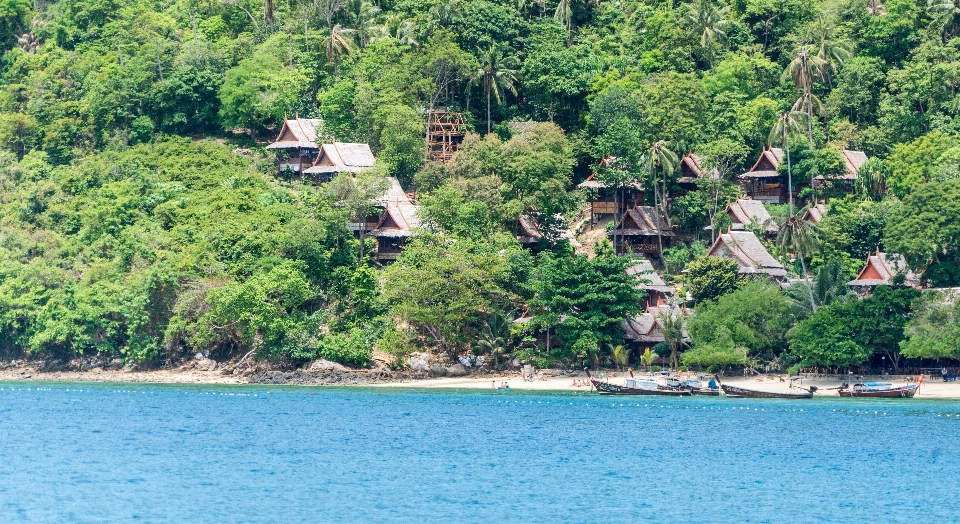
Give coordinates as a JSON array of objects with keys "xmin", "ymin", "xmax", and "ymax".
[
  {"xmin": 578, "ymin": 156, "xmax": 644, "ymax": 223},
  {"xmin": 813, "ymin": 149, "xmax": 868, "ymax": 195},
  {"xmin": 676, "ymin": 153, "xmax": 718, "ymax": 196},
  {"xmin": 516, "ymin": 215, "xmax": 580, "ymax": 252},
  {"xmin": 368, "ymin": 178, "xmax": 421, "ymax": 261},
  {"xmin": 727, "ymin": 199, "xmax": 778, "ymax": 235},
  {"xmin": 802, "ymin": 203, "xmax": 827, "ymax": 223},
  {"xmin": 303, "ymin": 142, "xmax": 376, "ymax": 182},
  {"xmin": 607, "ymin": 206, "xmax": 673, "ymax": 256},
  {"xmin": 738, "ymin": 148, "xmax": 787, "ymax": 204},
  {"xmin": 621, "ymin": 304, "xmax": 690, "ymax": 352},
  {"xmin": 266, "ymin": 118, "xmax": 323, "ymax": 174},
  {"xmin": 707, "ymin": 231, "xmax": 787, "ymax": 280},
  {"xmin": 847, "ymin": 249, "xmax": 921, "ymax": 297},
  {"xmin": 625, "ymin": 259, "xmax": 674, "ymax": 310}
]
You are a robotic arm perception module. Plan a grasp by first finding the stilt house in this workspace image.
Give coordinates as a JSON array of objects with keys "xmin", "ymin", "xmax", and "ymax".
[
  {"xmin": 707, "ymin": 231, "xmax": 787, "ymax": 280},
  {"xmin": 607, "ymin": 206, "xmax": 673, "ymax": 256},
  {"xmin": 303, "ymin": 142, "xmax": 376, "ymax": 182},
  {"xmin": 266, "ymin": 118, "xmax": 323, "ymax": 175},
  {"xmin": 738, "ymin": 148, "xmax": 787, "ymax": 204}
]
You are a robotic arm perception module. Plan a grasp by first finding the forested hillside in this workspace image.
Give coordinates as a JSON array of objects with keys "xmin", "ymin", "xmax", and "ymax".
[{"xmin": 2, "ymin": 0, "xmax": 960, "ymax": 370}]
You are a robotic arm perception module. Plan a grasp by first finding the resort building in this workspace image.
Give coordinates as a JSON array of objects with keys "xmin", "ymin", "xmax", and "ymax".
[
  {"xmin": 802, "ymin": 203, "xmax": 827, "ymax": 223},
  {"xmin": 813, "ymin": 149, "xmax": 868, "ymax": 195},
  {"xmin": 578, "ymin": 156, "xmax": 644, "ymax": 223},
  {"xmin": 726, "ymin": 198, "xmax": 778, "ymax": 235},
  {"xmin": 625, "ymin": 259, "xmax": 674, "ymax": 310},
  {"xmin": 607, "ymin": 206, "xmax": 673, "ymax": 256},
  {"xmin": 266, "ymin": 118, "xmax": 323, "ymax": 175},
  {"xmin": 516, "ymin": 215, "xmax": 580, "ymax": 252},
  {"xmin": 303, "ymin": 142, "xmax": 376, "ymax": 182},
  {"xmin": 367, "ymin": 178, "xmax": 421, "ymax": 261},
  {"xmin": 738, "ymin": 148, "xmax": 786, "ymax": 204},
  {"xmin": 707, "ymin": 231, "xmax": 787, "ymax": 280},
  {"xmin": 847, "ymin": 249, "xmax": 921, "ymax": 297},
  {"xmin": 621, "ymin": 304, "xmax": 689, "ymax": 352},
  {"xmin": 676, "ymin": 153, "xmax": 717, "ymax": 197}
]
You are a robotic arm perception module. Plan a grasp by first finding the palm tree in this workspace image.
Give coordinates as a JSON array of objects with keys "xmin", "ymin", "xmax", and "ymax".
[
  {"xmin": 813, "ymin": 17, "xmax": 852, "ymax": 86},
  {"xmin": 683, "ymin": 0, "xmax": 733, "ymax": 71},
  {"xmin": 609, "ymin": 344, "xmax": 630, "ymax": 370},
  {"xmin": 476, "ymin": 312, "xmax": 511, "ymax": 368},
  {"xmin": 554, "ymin": 0, "xmax": 573, "ymax": 45},
  {"xmin": 771, "ymin": 205, "xmax": 822, "ymax": 313},
  {"xmin": 347, "ymin": 0, "xmax": 381, "ymax": 48},
  {"xmin": 855, "ymin": 158, "xmax": 888, "ymax": 201},
  {"xmin": 767, "ymin": 110, "xmax": 808, "ymax": 214},
  {"xmin": 322, "ymin": 24, "xmax": 356, "ymax": 75},
  {"xmin": 373, "ymin": 14, "xmax": 419, "ymax": 47},
  {"xmin": 469, "ymin": 45, "xmax": 519, "ymax": 134},
  {"xmin": 783, "ymin": 45, "xmax": 827, "ymax": 147},
  {"xmin": 658, "ymin": 311, "xmax": 687, "ymax": 371},
  {"xmin": 428, "ymin": 0, "xmax": 463, "ymax": 30},
  {"xmin": 642, "ymin": 141, "xmax": 679, "ymax": 257},
  {"xmin": 639, "ymin": 348, "xmax": 656, "ymax": 371},
  {"xmin": 929, "ymin": 0, "xmax": 960, "ymax": 42}
]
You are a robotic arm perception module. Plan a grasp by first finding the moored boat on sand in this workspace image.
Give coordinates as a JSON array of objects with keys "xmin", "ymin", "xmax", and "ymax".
[
  {"xmin": 838, "ymin": 382, "xmax": 918, "ymax": 398},
  {"xmin": 717, "ymin": 377, "xmax": 817, "ymax": 399},
  {"xmin": 586, "ymin": 370, "xmax": 692, "ymax": 396}
]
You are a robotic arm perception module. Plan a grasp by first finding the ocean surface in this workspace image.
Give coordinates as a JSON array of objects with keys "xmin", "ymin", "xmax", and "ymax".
[{"xmin": 0, "ymin": 383, "xmax": 957, "ymax": 523}]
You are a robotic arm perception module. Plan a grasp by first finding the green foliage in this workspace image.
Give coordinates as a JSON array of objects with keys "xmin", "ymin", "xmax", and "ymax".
[
  {"xmin": 885, "ymin": 179, "xmax": 960, "ymax": 274},
  {"xmin": 527, "ymin": 250, "xmax": 644, "ymax": 359},
  {"xmin": 687, "ymin": 282, "xmax": 796, "ymax": 363},
  {"xmin": 687, "ymin": 256, "xmax": 741, "ymax": 303},
  {"xmin": 901, "ymin": 291, "xmax": 960, "ymax": 360},
  {"xmin": 377, "ymin": 104, "xmax": 426, "ymax": 185},
  {"xmin": 317, "ymin": 329, "xmax": 373, "ymax": 367},
  {"xmin": 790, "ymin": 286, "xmax": 920, "ymax": 369}
]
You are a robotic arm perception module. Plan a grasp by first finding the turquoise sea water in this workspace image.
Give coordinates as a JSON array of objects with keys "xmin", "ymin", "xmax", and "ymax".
[{"xmin": 0, "ymin": 383, "xmax": 957, "ymax": 523}]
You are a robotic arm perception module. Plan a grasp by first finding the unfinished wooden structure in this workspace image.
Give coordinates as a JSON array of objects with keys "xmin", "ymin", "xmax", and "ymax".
[{"xmin": 426, "ymin": 110, "xmax": 466, "ymax": 163}]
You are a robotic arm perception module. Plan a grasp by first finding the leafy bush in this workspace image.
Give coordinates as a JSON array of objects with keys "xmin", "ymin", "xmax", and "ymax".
[{"xmin": 317, "ymin": 329, "xmax": 373, "ymax": 368}]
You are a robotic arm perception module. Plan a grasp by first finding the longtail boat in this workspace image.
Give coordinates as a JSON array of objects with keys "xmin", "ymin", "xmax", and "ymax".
[
  {"xmin": 718, "ymin": 381, "xmax": 817, "ymax": 399},
  {"xmin": 838, "ymin": 382, "xmax": 918, "ymax": 398},
  {"xmin": 586, "ymin": 370, "xmax": 692, "ymax": 396}
]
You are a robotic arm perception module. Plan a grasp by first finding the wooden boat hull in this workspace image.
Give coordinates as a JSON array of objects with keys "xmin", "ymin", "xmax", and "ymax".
[
  {"xmin": 689, "ymin": 388, "xmax": 721, "ymax": 396},
  {"xmin": 720, "ymin": 384, "xmax": 814, "ymax": 399},
  {"xmin": 591, "ymin": 379, "xmax": 692, "ymax": 396},
  {"xmin": 838, "ymin": 385, "xmax": 918, "ymax": 398}
]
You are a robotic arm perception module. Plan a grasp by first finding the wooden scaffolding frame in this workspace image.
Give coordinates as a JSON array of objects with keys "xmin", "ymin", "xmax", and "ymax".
[{"xmin": 426, "ymin": 110, "xmax": 466, "ymax": 163}]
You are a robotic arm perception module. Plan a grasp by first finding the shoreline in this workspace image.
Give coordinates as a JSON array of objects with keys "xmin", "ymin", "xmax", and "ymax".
[{"xmin": 2, "ymin": 367, "xmax": 960, "ymax": 398}]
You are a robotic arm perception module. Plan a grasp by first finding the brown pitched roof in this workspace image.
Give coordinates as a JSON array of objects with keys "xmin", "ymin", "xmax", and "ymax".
[
  {"xmin": 625, "ymin": 259, "xmax": 673, "ymax": 293},
  {"xmin": 727, "ymin": 199, "xmax": 778, "ymax": 233},
  {"xmin": 814, "ymin": 149, "xmax": 869, "ymax": 181},
  {"xmin": 740, "ymin": 148, "xmax": 784, "ymax": 178},
  {"xmin": 370, "ymin": 178, "xmax": 421, "ymax": 238},
  {"xmin": 707, "ymin": 231, "xmax": 786, "ymax": 278},
  {"xmin": 517, "ymin": 215, "xmax": 581, "ymax": 247},
  {"xmin": 266, "ymin": 118, "xmax": 323, "ymax": 149},
  {"xmin": 678, "ymin": 153, "xmax": 720, "ymax": 183},
  {"xmin": 304, "ymin": 143, "xmax": 376, "ymax": 174},
  {"xmin": 621, "ymin": 305, "xmax": 689, "ymax": 343},
  {"xmin": 847, "ymin": 250, "xmax": 921, "ymax": 288},
  {"xmin": 802, "ymin": 203, "xmax": 827, "ymax": 223},
  {"xmin": 607, "ymin": 206, "xmax": 674, "ymax": 237}
]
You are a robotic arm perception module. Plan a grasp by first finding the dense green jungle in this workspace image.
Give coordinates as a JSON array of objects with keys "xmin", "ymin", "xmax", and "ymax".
[{"xmin": 1, "ymin": 0, "xmax": 960, "ymax": 372}]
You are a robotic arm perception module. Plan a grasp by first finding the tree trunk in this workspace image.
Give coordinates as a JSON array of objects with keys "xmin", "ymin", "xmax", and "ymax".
[
  {"xmin": 797, "ymin": 244, "xmax": 817, "ymax": 313},
  {"xmin": 486, "ymin": 84, "xmax": 492, "ymax": 134},
  {"xmin": 786, "ymin": 131, "xmax": 793, "ymax": 215}
]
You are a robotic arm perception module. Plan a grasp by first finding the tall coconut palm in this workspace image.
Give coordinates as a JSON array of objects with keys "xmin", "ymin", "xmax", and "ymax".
[
  {"xmin": 322, "ymin": 24, "xmax": 356, "ymax": 75},
  {"xmin": 929, "ymin": 0, "xmax": 960, "ymax": 41},
  {"xmin": 347, "ymin": 0, "xmax": 381, "ymax": 48},
  {"xmin": 683, "ymin": 0, "xmax": 733, "ymax": 71},
  {"xmin": 771, "ymin": 205, "xmax": 822, "ymax": 313},
  {"xmin": 783, "ymin": 45, "xmax": 827, "ymax": 147},
  {"xmin": 642, "ymin": 141, "xmax": 679, "ymax": 257},
  {"xmin": 554, "ymin": 0, "xmax": 573, "ymax": 45},
  {"xmin": 768, "ymin": 110, "xmax": 808, "ymax": 215},
  {"xmin": 469, "ymin": 45, "xmax": 519, "ymax": 134},
  {"xmin": 813, "ymin": 17, "xmax": 852, "ymax": 85}
]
